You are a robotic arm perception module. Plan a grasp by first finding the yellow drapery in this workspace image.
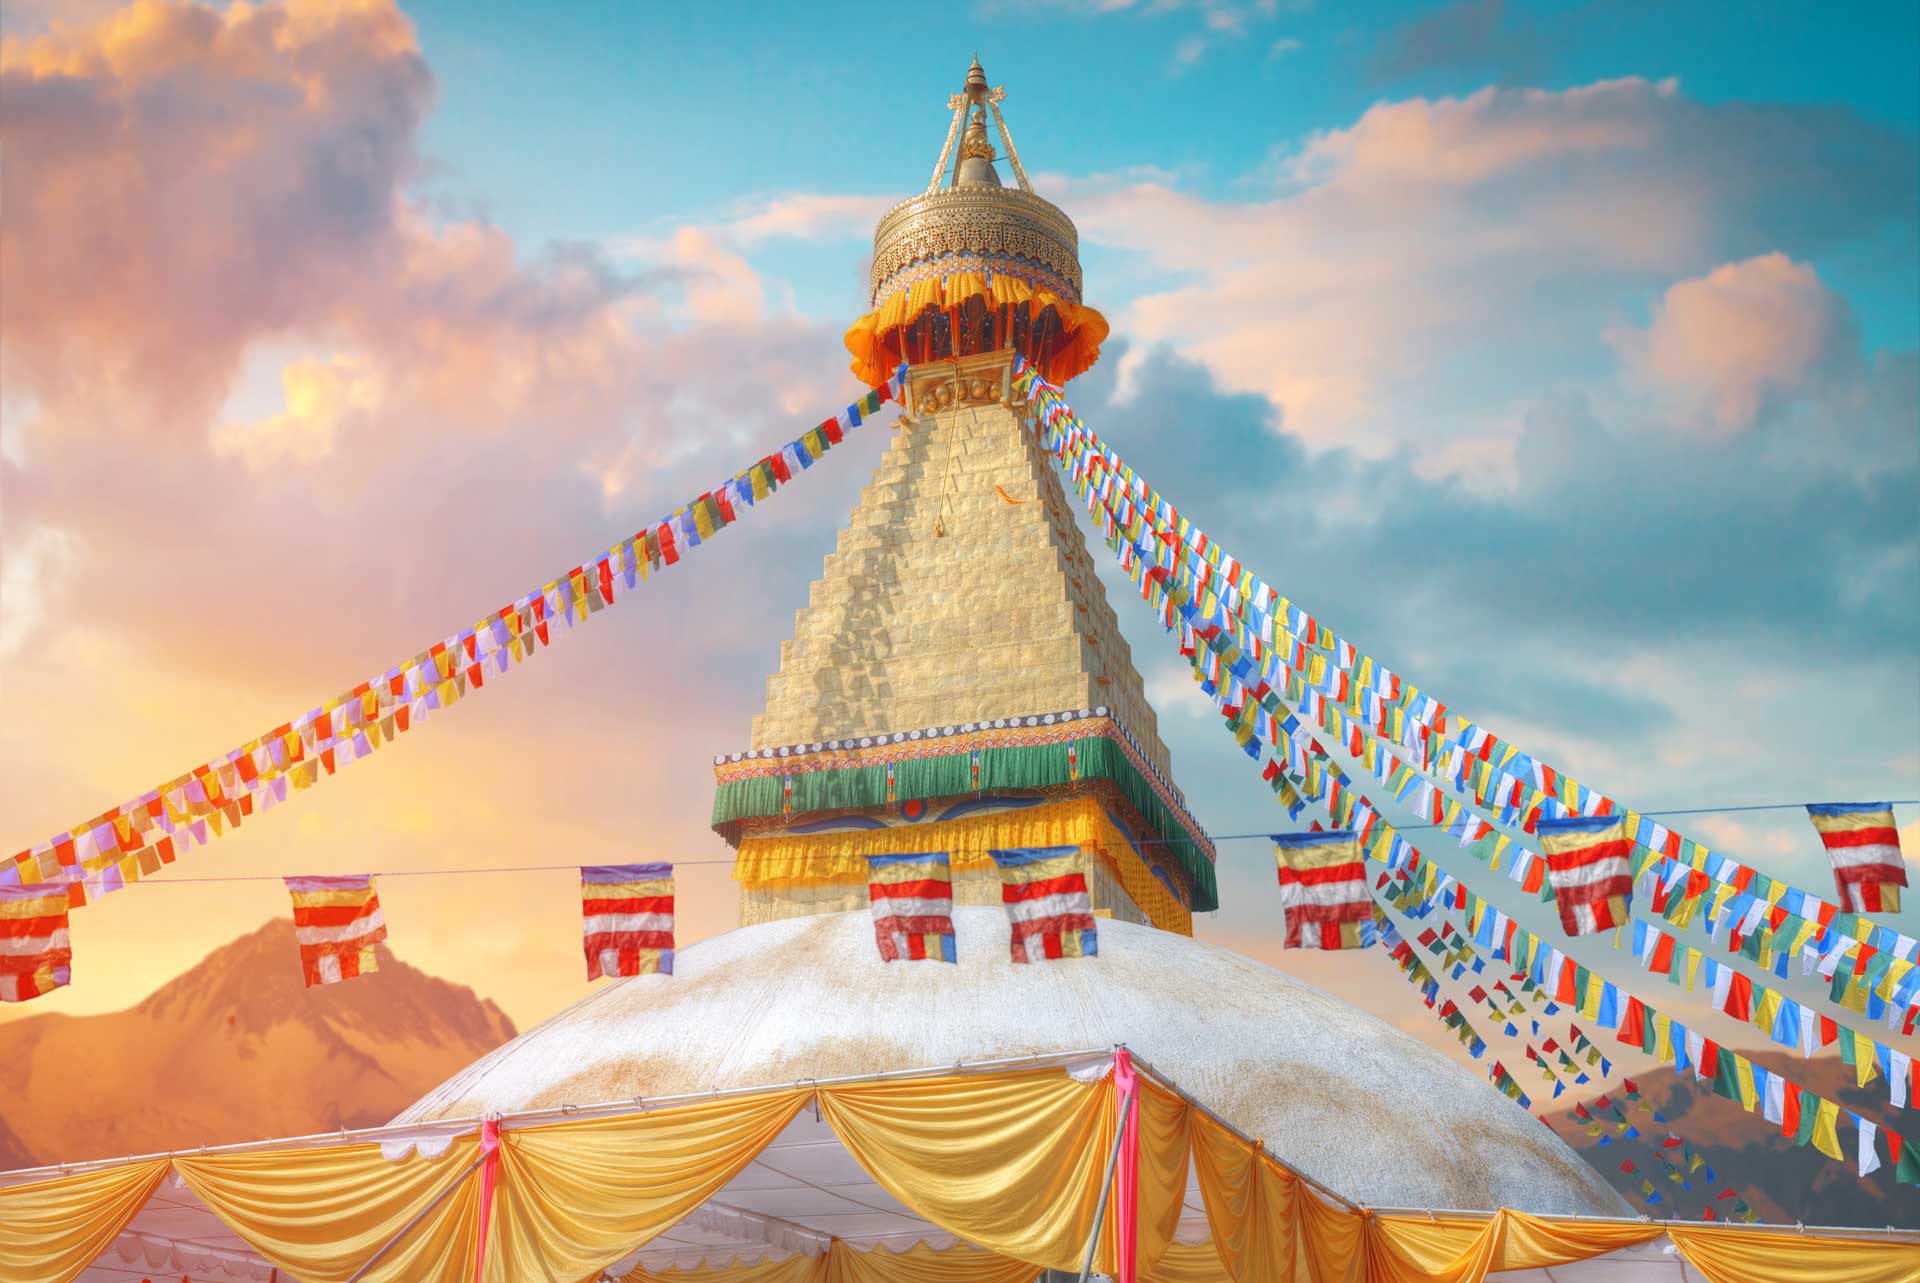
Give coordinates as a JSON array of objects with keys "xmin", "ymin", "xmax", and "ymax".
[
  {"xmin": 1139, "ymin": 1241, "xmax": 1230, "ymax": 1283},
  {"xmin": 829, "ymin": 1239, "xmax": 1040, "ymax": 1283},
  {"xmin": 735, "ymin": 794, "xmax": 1193, "ymax": 935},
  {"xmin": 0, "ymin": 1158, "xmax": 169, "ymax": 1283},
  {"xmin": 487, "ymin": 1089, "xmax": 812, "ymax": 1283},
  {"xmin": 10, "ymin": 1063, "xmax": 1920, "ymax": 1283},
  {"xmin": 1363, "ymin": 1209, "xmax": 1669, "ymax": 1283},
  {"xmin": 624, "ymin": 1240, "xmax": 1039, "ymax": 1283},
  {"xmin": 1295, "ymin": 1188, "xmax": 1366, "ymax": 1283},
  {"xmin": 1123, "ymin": 1077, "xmax": 1193, "ymax": 1272},
  {"xmin": 1187, "ymin": 1113, "xmax": 1305, "ymax": 1282},
  {"xmin": 175, "ymin": 1136, "xmax": 483, "ymax": 1283},
  {"xmin": 627, "ymin": 1252, "xmax": 823, "ymax": 1283},
  {"xmin": 819, "ymin": 1067, "xmax": 1115, "ymax": 1274},
  {"xmin": 1667, "ymin": 1224, "xmax": 1920, "ymax": 1283}
]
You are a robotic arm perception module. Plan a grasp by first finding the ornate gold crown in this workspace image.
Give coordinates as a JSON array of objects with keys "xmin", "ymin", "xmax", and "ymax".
[{"xmin": 867, "ymin": 57, "xmax": 1083, "ymax": 305}]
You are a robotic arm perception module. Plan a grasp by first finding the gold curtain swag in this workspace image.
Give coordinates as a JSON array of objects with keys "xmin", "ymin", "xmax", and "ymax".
[
  {"xmin": 0, "ymin": 1158, "xmax": 169, "ymax": 1283},
  {"xmin": 176, "ymin": 1133, "xmax": 487, "ymax": 1283},
  {"xmin": 2, "ymin": 1058, "xmax": 1916, "ymax": 1283},
  {"xmin": 626, "ymin": 1240, "xmax": 1040, "ymax": 1283},
  {"xmin": 819, "ymin": 1067, "xmax": 1118, "ymax": 1274},
  {"xmin": 488, "ymin": 1089, "xmax": 813, "ymax": 1283}
]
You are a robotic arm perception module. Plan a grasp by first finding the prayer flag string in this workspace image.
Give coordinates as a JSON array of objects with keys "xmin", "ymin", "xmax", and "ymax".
[
  {"xmin": 3, "ymin": 373, "xmax": 907, "ymax": 913},
  {"xmin": 1013, "ymin": 364, "xmax": 1919, "ymax": 1131},
  {"xmin": 1011, "ymin": 359, "xmax": 1917, "ymax": 985},
  {"xmin": 1011, "ymin": 362, "xmax": 1919, "ymax": 1044}
]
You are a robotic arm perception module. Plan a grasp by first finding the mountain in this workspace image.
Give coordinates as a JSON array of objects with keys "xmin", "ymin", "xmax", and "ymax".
[
  {"xmin": 0, "ymin": 918, "xmax": 516, "ymax": 1168},
  {"xmin": 1544, "ymin": 1053, "xmax": 1920, "ymax": 1229}
]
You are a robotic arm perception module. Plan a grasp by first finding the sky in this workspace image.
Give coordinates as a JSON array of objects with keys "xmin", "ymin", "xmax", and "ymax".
[{"xmin": 1, "ymin": 0, "xmax": 1916, "ymax": 1077}]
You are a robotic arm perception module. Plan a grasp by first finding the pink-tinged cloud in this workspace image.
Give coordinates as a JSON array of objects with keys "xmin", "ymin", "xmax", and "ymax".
[
  {"xmin": 2, "ymin": 0, "xmax": 433, "ymax": 434},
  {"xmin": 2, "ymin": 0, "xmax": 854, "ymax": 684},
  {"xmin": 1060, "ymin": 77, "xmax": 1902, "ymax": 456},
  {"xmin": 0, "ymin": 1, "xmax": 877, "ymax": 1028},
  {"xmin": 1286, "ymin": 77, "xmax": 1678, "ymax": 189},
  {"xmin": 1608, "ymin": 253, "xmax": 1855, "ymax": 434}
]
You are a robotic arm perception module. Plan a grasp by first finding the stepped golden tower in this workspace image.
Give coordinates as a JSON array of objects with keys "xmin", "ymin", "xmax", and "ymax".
[{"xmin": 710, "ymin": 58, "xmax": 1215, "ymax": 932}]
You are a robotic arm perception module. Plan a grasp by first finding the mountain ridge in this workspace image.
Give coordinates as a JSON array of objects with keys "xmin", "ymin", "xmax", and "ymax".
[{"xmin": 0, "ymin": 918, "xmax": 516, "ymax": 1168}]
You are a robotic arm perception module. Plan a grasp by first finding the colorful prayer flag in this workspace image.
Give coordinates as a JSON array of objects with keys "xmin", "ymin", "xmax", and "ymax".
[
  {"xmin": 282, "ymin": 874, "xmax": 386, "ymax": 987},
  {"xmin": 580, "ymin": 863, "xmax": 675, "ymax": 980},
  {"xmin": 1271, "ymin": 829, "xmax": 1376, "ymax": 949},
  {"xmin": 0, "ymin": 883, "xmax": 72, "ymax": 1002},
  {"xmin": 1535, "ymin": 815, "xmax": 1634, "ymax": 936},
  {"xmin": 866, "ymin": 852, "xmax": 956, "ymax": 963},
  {"xmin": 1806, "ymin": 804, "xmax": 1906, "ymax": 914},
  {"xmin": 990, "ymin": 846, "xmax": 1097, "ymax": 963}
]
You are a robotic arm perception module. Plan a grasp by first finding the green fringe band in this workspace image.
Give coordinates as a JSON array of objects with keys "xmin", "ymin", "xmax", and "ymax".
[{"xmin": 711, "ymin": 736, "xmax": 1218, "ymax": 911}]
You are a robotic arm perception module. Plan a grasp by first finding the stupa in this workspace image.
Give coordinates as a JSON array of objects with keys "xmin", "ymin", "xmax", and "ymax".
[{"xmin": 397, "ymin": 59, "xmax": 1627, "ymax": 1225}]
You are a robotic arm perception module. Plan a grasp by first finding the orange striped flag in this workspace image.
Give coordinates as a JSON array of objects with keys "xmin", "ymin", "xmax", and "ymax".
[
  {"xmin": 283, "ymin": 874, "xmax": 386, "ymax": 987},
  {"xmin": 0, "ymin": 883, "xmax": 72, "ymax": 1002}
]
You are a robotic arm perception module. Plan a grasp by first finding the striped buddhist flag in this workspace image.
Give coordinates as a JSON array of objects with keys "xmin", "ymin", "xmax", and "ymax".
[
  {"xmin": 866, "ymin": 852, "xmax": 955, "ymax": 963},
  {"xmin": 0, "ymin": 883, "xmax": 72, "ymax": 1002},
  {"xmin": 581, "ymin": 863, "xmax": 675, "ymax": 979},
  {"xmin": 1806, "ymin": 803, "xmax": 1906, "ymax": 914},
  {"xmin": 1271, "ymin": 830, "xmax": 1375, "ymax": 949},
  {"xmin": 282, "ymin": 874, "xmax": 386, "ymax": 987},
  {"xmin": 990, "ymin": 846, "xmax": 1097, "ymax": 963},
  {"xmin": 1535, "ymin": 815, "xmax": 1634, "ymax": 937}
]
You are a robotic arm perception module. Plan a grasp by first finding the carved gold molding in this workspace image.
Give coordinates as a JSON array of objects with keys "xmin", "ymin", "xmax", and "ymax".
[{"xmin": 870, "ymin": 186, "xmax": 1082, "ymax": 303}]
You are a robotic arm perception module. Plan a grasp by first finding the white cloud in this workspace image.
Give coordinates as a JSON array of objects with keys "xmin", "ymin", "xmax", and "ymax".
[
  {"xmin": 0, "ymin": 525, "xmax": 82, "ymax": 660},
  {"xmin": 210, "ymin": 356, "xmax": 380, "ymax": 470},
  {"xmin": 1058, "ymin": 76, "xmax": 1906, "ymax": 460},
  {"xmin": 1608, "ymin": 253, "xmax": 1854, "ymax": 435}
]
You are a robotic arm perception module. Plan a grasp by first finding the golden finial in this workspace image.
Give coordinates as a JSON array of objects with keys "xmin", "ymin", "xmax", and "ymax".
[
  {"xmin": 960, "ymin": 107, "xmax": 997, "ymax": 163},
  {"xmin": 965, "ymin": 53, "xmax": 989, "ymax": 103}
]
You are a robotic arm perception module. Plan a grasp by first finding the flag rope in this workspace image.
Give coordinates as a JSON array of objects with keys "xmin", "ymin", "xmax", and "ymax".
[
  {"xmin": 1369, "ymin": 807, "xmax": 1917, "ymax": 1181},
  {"xmin": 4, "ymin": 371, "xmax": 908, "ymax": 906},
  {"xmin": 1011, "ymin": 363, "xmax": 1918, "ymax": 1155},
  {"xmin": 1010, "ymin": 362, "xmax": 1917, "ymax": 1030},
  {"xmin": 1011, "ymin": 359, "xmax": 1914, "ymax": 975},
  {"xmin": 1371, "ymin": 847, "xmax": 1913, "ymax": 1183}
]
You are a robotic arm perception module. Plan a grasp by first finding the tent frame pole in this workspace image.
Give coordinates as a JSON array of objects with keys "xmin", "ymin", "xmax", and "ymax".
[
  {"xmin": 1076, "ymin": 1080, "xmax": 1134, "ymax": 1283},
  {"xmin": 344, "ymin": 1147, "xmax": 491, "ymax": 1283}
]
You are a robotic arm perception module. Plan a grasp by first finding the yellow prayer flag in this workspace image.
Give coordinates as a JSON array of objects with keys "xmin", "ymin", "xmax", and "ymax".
[
  {"xmin": 1855, "ymin": 1033, "xmax": 1878, "ymax": 1089},
  {"xmin": 1838, "ymin": 969, "xmax": 1870, "ymax": 1015},
  {"xmin": 1685, "ymin": 949, "xmax": 1703, "ymax": 992},
  {"xmin": 1879, "ymin": 958, "xmax": 1913, "ymax": 1002},
  {"xmin": 1736, "ymin": 1057, "xmax": 1757, "ymax": 1111},
  {"xmin": 1812, "ymin": 1099, "xmax": 1844, "ymax": 1161}
]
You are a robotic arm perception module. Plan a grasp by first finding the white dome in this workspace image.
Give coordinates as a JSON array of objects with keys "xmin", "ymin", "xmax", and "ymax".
[{"xmin": 396, "ymin": 909, "xmax": 1628, "ymax": 1217}]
